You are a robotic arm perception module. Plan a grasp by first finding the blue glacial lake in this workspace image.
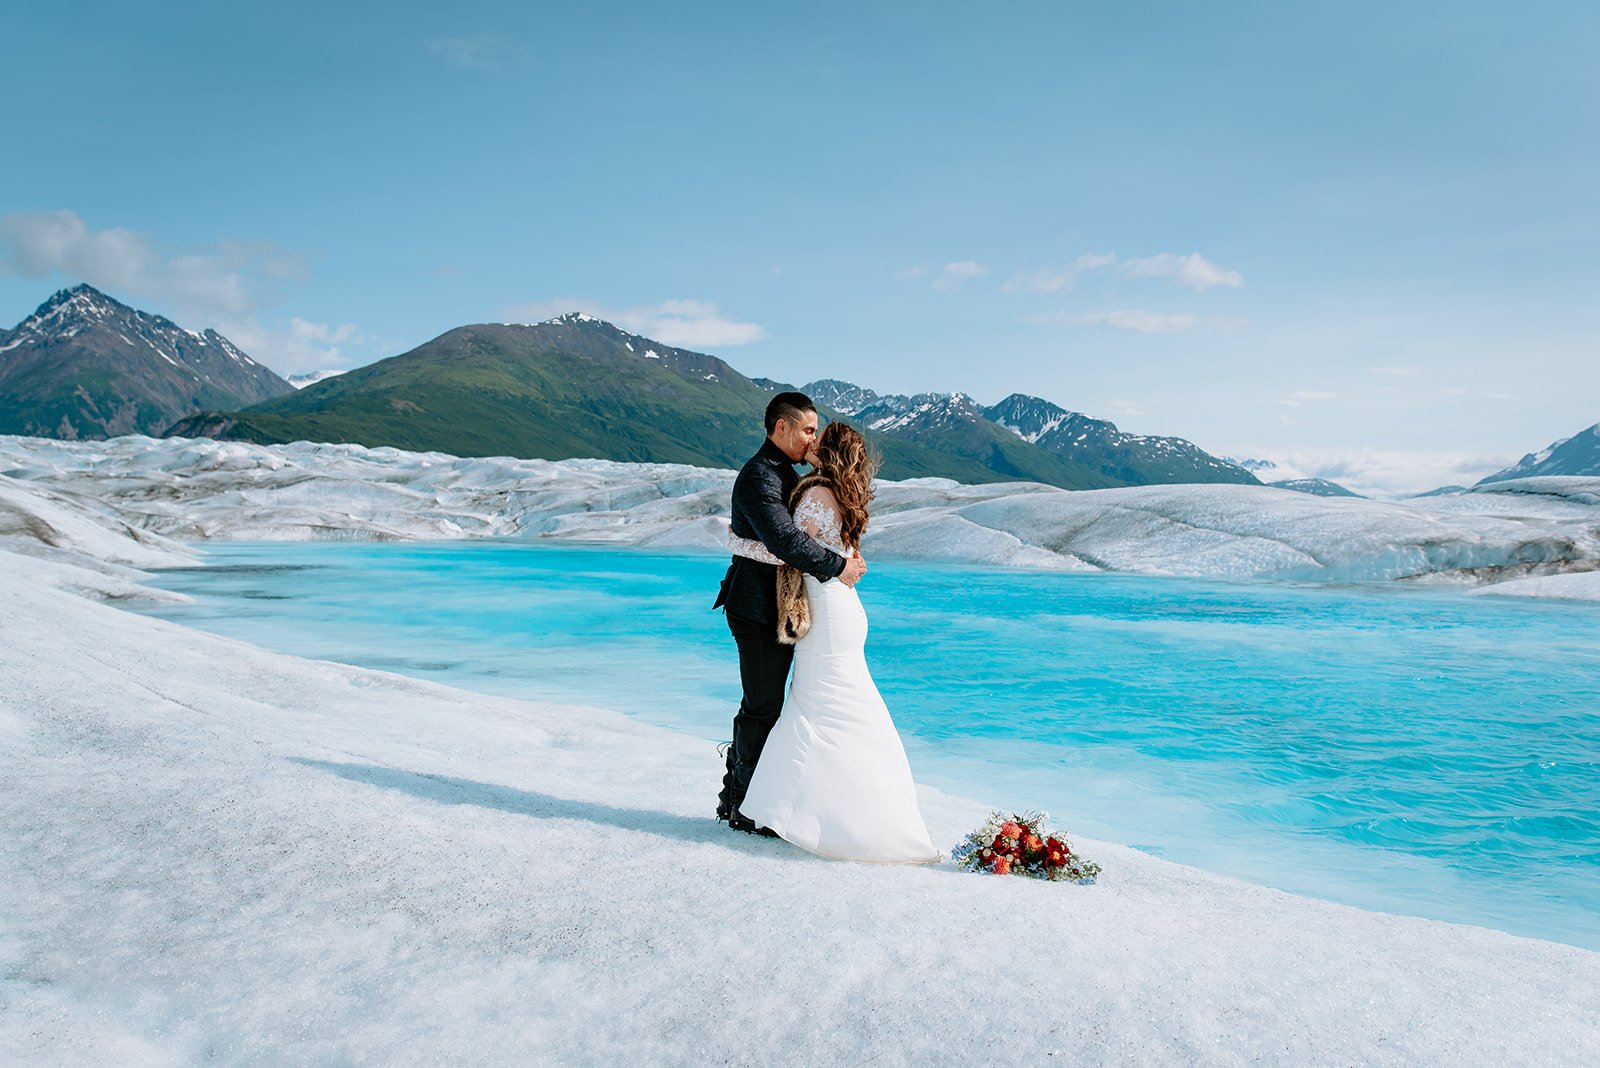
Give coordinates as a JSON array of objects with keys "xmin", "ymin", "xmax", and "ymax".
[{"xmin": 138, "ymin": 541, "xmax": 1600, "ymax": 950}]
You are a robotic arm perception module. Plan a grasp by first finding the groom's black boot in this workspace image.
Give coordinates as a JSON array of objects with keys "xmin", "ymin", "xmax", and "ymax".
[
  {"xmin": 716, "ymin": 742, "xmax": 736, "ymax": 821},
  {"xmin": 723, "ymin": 733, "xmax": 779, "ymax": 837},
  {"xmin": 727, "ymin": 769, "xmax": 779, "ymax": 838},
  {"xmin": 729, "ymin": 810, "xmax": 779, "ymax": 837}
]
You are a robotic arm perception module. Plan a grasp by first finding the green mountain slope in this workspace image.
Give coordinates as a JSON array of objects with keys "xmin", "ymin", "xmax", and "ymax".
[
  {"xmin": 172, "ymin": 316, "xmax": 767, "ymax": 467},
  {"xmin": 167, "ymin": 314, "xmax": 1118, "ymax": 488}
]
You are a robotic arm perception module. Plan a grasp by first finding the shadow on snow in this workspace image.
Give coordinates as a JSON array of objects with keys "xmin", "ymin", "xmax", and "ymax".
[{"xmin": 288, "ymin": 757, "xmax": 799, "ymax": 858}]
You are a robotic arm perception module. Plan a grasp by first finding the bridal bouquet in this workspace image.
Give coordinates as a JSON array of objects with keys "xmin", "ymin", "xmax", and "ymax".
[{"xmin": 952, "ymin": 811, "xmax": 1101, "ymax": 884}]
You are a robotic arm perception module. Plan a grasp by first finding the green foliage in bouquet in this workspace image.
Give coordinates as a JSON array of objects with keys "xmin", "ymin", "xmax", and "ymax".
[{"xmin": 952, "ymin": 811, "xmax": 1101, "ymax": 883}]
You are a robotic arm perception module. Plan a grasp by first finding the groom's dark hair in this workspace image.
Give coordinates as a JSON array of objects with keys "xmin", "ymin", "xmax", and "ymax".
[{"xmin": 765, "ymin": 391, "xmax": 816, "ymax": 435}]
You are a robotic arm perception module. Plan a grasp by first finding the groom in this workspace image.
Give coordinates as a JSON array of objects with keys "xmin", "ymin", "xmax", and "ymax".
[{"xmin": 714, "ymin": 391, "xmax": 867, "ymax": 834}]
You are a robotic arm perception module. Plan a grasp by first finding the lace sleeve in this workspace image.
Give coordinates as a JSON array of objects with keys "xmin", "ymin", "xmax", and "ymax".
[
  {"xmin": 794, "ymin": 487, "xmax": 849, "ymax": 556},
  {"xmin": 727, "ymin": 532, "xmax": 783, "ymax": 565}
]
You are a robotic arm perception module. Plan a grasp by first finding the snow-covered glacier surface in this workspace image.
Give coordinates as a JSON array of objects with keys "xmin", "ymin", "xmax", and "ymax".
[
  {"xmin": 2, "ymin": 434, "xmax": 1598, "ymax": 593},
  {"xmin": 8, "ymin": 538, "xmax": 1599, "ymax": 1064},
  {"xmin": 7, "ymin": 433, "xmax": 1600, "ymax": 1061}
]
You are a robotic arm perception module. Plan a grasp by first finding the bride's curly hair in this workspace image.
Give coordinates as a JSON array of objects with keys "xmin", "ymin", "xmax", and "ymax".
[{"xmin": 791, "ymin": 421, "xmax": 879, "ymax": 551}]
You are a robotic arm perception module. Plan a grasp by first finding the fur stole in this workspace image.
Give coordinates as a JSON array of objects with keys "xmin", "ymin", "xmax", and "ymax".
[{"xmin": 776, "ymin": 563, "xmax": 810, "ymax": 645}]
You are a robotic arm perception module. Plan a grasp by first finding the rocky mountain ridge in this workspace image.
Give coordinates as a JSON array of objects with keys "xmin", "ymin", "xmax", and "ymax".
[
  {"xmin": 0, "ymin": 285, "xmax": 292, "ymax": 439},
  {"xmin": 1479, "ymin": 423, "xmax": 1600, "ymax": 483},
  {"xmin": 164, "ymin": 312, "xmax": 1255, "ymax": 489},
  {"xmin": 21, "ymin": 286, "xmax": 1588, "ymax": 495},
  {"xmin": 798, "ymin": 381, "xmax": 1258, "ymax": 487}
]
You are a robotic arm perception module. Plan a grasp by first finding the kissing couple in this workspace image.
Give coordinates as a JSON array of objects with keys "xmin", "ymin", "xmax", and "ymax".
[{"xmin": 713, "ymin": 391, "xmax": 942, "ymax": 864}]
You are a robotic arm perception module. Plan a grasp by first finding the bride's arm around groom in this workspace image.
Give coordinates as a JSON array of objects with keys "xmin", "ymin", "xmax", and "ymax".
[{"xmin": 715, "ymin": 398, "xmax": 866, "ymax": 625}]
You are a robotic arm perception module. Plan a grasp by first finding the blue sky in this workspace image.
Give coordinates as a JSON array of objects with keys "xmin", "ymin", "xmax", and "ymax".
[{"xmin": 3, "ymin": 1, "xmax": 1596, "ymax": 492}]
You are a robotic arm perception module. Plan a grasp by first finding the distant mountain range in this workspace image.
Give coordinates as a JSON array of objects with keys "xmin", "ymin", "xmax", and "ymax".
[
  {"xmin": 0, "ymin": 285, "xmax": 1260, "ymax": 489},
  {"xmin": 170, "ymin": 313, "xmax": 824, "ymax": 471},
  {"xmin": 12, "ymin": 282, "xmax": 1592, "ymax": 494},
  {"xmin": 801, "ymin": 379, "xmax": 1255, "ymax": 487},
  {"xmin": 1267, "ymin": 478, "xmax": 1363, "ymax": 499},
  {"xmin": 161, "ymin": 312, "xmax": 1257, "ymax": 489},
  {"xmin": 1478, "ymin": 423, "xmax": 1600, "ymax": 483},
  {"xmin": 0, "ymin": 286, "xmax": 292, "ymax": 439},
  {"xmin": 1228, "ymin": 458, "xmax": 1363, "ymax": 498}
]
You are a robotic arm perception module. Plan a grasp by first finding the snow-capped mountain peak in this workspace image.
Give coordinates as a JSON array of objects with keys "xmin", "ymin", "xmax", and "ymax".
[
  {"xmin": 288, "ymin": 369, "xmax": 348, "ymax": 389},
  {"xmin": 538, "ymin": 311, "xmax": 604, "ymax": 327},
  {"xmin": 984, "ymin": 393, "xmax": 1078, "ymax": 444},
  {"xmin": 526, "ymin": 312, "xmax": 676, "ymax": 360},
  {"xmin": 1479, "ymin": 423, "xmax": 1600, "ymax": 483},
  {"xmin": 4, "ymin": 285, "xmax": 271, "ymax": 373},
  {"xmin": 802, "ymin": 379, "xmax": 882, "ymax": 416},
  {"xmin": 4, "ymin": 284, "xmax": 127, "ymax": 353},
  {"xmin": 856, "ymin": 391, "xmax": 981, "ymax": 434},
  {"xmin": 0, "ymin": 283, "xmax": 293, "ymax": 439}
]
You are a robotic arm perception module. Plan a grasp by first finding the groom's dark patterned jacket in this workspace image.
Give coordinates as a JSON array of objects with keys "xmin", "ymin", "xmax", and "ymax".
[{"xmin": 714, "ymin": 438, "xmax": 846, "ymax": 625}]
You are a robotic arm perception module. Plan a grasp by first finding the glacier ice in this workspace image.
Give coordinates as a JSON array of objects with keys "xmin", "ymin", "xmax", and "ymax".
[
  {"xmin": 0, "ymin": 434, "xmax": 1596, "ymax": 594},
  {"xmin": 5, "ymin": 432, "xmax": 1600, "ymax": 1060}
]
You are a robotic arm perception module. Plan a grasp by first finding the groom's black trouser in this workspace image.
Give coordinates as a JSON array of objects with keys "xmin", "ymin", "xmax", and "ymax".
[{"xmin": 720, "ymin": 611, "xmax": 795, "ymax": 813}]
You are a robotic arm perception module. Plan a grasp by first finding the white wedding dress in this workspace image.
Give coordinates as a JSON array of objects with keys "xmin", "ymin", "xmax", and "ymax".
[{"xmin": 738, "ymin": 486, "xmax": 943, "ymax": 864}]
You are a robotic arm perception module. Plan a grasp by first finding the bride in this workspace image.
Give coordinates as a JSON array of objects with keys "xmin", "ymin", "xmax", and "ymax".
[{"xmin": 738, "ymin": 422, "xmax": 943, "ymax": 864}]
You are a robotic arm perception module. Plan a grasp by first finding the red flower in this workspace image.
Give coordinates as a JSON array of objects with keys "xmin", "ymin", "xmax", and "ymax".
[
  {"xmin": 991, "ymin": 856, "xmax": 1013, "ymax": 875},
  {"xmin": 999, "ymin": 821, "xmax": 1024, "ymax": 839},
  {"xmin": 1021, "ymin": 834, "xmax": 1044, "ymax": 854}
]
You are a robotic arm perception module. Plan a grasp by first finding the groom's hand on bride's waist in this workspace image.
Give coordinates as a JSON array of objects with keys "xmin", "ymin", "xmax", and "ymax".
[{"xmin": 839, "ymin": 553, "xmax": 867, "ymax": 587}]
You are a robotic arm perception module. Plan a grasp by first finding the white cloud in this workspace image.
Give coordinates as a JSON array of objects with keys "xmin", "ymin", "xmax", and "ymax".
[
  {"xmin": 1281, "ymin": 390, "xmax": 1338, "ymax": 407},
  {"xmin": 1001, "ymin": 253, "xmax": 1117, "ymax": 294},
  {"xmin": 0, "ymin": 210, "xmax": 365, "ymax": 375},
  {"xmin": 1120, "ymin": 252, "xmax": 1243, "ymax": 291},
  {"xmin": 1107, "ymin": 399, "xmax": 1145, "ymax": 418},
  {"xmin": 1002, "ymin": 268, "xmax": 1074, "ymax": 295},
  {"xmin": 291, "ymin": 318, "xmax": 363, "ymax": 347},
  {"xmin": 504, "ymin": 297, "xmax": 767, "ymax": 348},
  {"xmin": 0, "ymin": 210, "xmax": 305, "ymax": 321},
  {"xmin": 216, "ymin": 317, "xmax": 366, "ymax": 377},
  {"xmin": 1045, "ymin": 309, "xmax": 1199, "ymax": 333},
  {"xmin": 1008, "ymin": 249, "xmax": 1247, "ymax": 297},
  {"xmin": 646, "ymin": 299, "xmax": 767, "ymax": 346},
  {"xmin": 1225, "ymin": 448, "xmax": 1521, "ymax": 497},
  {"xmin": 0, "ymin": 212, "xmax": 154, "ymax": 292},
  {"xmin": 931, "ymin": 261, "xmax": 986, "ymax": 293}
]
